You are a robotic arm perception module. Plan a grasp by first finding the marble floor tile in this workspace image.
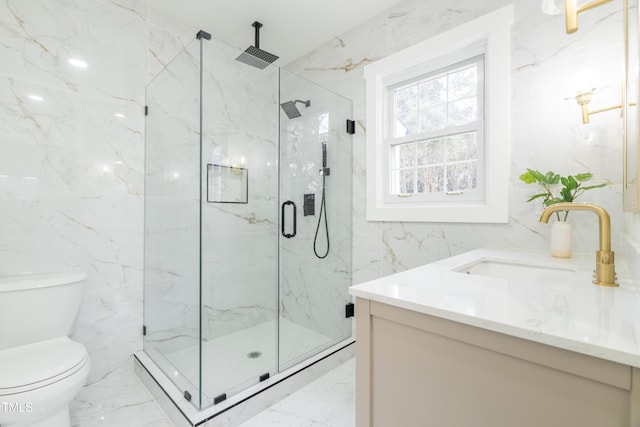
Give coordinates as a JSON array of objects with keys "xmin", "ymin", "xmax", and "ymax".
[
  {"xmin": 238, "ymin": 357, "xmax": 355, "ymax": 427},
  {"xmin": 70, "ymin": 368, "xmax": 174, "ymax": 427},
  {"xmin": 71, "ymin": 356, "xmax": 355, "ymax": 427}
]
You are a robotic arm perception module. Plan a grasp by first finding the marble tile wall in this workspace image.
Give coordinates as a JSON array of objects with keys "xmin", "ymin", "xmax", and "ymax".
[
  {"xmin": 143, "ymin": 39, "xmax": 201, "ymax": 363},
  {"xmin": 199, "ymin": 37, "xmax": 280, "ymax": 342},
  {"xmin": 1, "ymin": 0, "xmax": 138, "ymax": 384},
  {"xmin": 278, "ymin": 70, "xmax": 353, "ymax": 353},
  {"xmin": 284, "ymin": 0, "xmax": 631, "ymax": 285},
  {"xmin": 0, "ymin": 0, "xmax": 198, "ymax": 408},
  {"xmin": 623, "ymin": 212, "xmax": 640, "ymax": 279}
]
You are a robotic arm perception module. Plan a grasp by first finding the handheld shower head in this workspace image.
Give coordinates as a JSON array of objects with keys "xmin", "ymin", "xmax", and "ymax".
[
  {"xmin": 322, "ymin": 142, "xmax": 327, "ymax": 168},
  {"xmin": 319, "ymin": 141, "xmax": 330, "ymax": 176},
  {"xmin": 280, "ymin": 99, "xmax": 311, "ymax": 119}
]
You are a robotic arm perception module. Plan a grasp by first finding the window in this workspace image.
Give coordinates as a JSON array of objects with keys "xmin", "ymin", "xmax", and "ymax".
[
  {"xmin": 388, "ymin": 55, "xmax": 484, "ymax": 203},
  {"xmin": 364, "ymin": 5, "xmax": 513, "ymax": 223}
]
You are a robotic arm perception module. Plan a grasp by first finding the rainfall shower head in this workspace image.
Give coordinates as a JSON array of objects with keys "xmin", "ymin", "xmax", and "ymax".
[
  {"xmin": 280, "ymin": 99, "xmax": 311, "ymax": 119},
  {"xmin": 235, "ymin": 21, "xmax": 279, "ymax": 69}
]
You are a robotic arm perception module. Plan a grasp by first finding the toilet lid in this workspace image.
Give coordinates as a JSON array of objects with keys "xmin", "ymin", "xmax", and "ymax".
[
  {"xmin": 0, "ymin": 270, "xmax": 86, "ymax": 292},
  {"xmin": 0, "ymin": 336, "xmax": 88, "ymax": 392}
]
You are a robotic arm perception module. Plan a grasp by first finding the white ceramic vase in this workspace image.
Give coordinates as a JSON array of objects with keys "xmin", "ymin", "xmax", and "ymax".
[{"xmin": 550, "ymin": 220, "xmax": 572, "ymax": 258}]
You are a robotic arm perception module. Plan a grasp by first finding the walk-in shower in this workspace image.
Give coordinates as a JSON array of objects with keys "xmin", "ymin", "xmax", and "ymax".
[{"xmin": 140, "ymin": 29, "xmax": 353, "ymax": 420}]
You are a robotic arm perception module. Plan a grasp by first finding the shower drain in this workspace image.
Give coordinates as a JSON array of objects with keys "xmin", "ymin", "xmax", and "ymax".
[{"xmin": 247, "ymin": 351, "xmax": 262, "ymax": 359}]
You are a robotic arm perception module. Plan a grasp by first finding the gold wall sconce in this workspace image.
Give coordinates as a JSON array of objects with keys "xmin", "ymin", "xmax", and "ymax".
[
  {"xmin": 574, "ymin": 89, "xmax": 631, "ymax": 124},
  {"xmin": 565, "ymin": 0, "xmax": 614, "ymax": 33},
  {"xmin": 565, "ymin": 0, "xmax": 635, "ymax": 124}
]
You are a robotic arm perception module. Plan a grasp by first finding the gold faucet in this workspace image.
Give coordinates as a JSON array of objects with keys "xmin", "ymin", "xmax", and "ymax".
[{"xmin": 539, "ymin": 202, "xmax": 617, "ymax": 287}]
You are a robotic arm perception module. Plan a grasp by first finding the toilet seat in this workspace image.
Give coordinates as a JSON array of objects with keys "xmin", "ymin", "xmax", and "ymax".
[{"xmin": 0, "ymin": 336, "xmax": 89, "ymax": 396}]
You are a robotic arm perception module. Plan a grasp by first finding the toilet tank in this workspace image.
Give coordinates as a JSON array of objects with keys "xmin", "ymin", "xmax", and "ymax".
[{"xmin": 0, "ymin": 271, "xmax": 86, "ymax": 350}]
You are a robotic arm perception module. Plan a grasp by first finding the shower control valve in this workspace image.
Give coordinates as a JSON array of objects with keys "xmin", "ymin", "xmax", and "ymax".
[{"xmin": 319, "ymin": 167, "xmax": 330, "ymax": 176}]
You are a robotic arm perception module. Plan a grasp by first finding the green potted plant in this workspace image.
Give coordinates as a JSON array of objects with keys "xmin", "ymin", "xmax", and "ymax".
[{"xmin": 519, "ymin": 169, "xmax": 606, "ymax": 257}]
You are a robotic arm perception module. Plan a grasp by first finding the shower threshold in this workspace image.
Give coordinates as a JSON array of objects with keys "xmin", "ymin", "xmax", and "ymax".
[{"xmin": 135, "ymin": 332, "xmax": 354, "ymax": 427}]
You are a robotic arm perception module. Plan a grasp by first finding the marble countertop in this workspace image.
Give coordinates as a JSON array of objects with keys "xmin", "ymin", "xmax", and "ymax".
[{"xmin": 349, "ymin": 248, "xmax": 640, "ymax": 368}]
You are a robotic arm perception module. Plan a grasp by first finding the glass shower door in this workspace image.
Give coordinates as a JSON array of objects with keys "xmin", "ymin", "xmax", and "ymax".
[
  {"xmin": 199, "ymin": 38, "xmax": 280, "ymax": 406},
  {"xmin": 278, "ymin": 70, "xmax": 353, "ymax": 371}
]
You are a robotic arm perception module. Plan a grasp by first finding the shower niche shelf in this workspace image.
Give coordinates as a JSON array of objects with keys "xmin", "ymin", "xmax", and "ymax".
[{"xmin": 207, "ymin": 164, "xmax": 248, "ymax": 204}]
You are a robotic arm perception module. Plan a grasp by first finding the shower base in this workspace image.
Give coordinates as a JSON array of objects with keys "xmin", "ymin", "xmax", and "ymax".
[
  {"xmin": 135, "ymin": 320, "xmax": 354, "ymax": 427},
  {"xmin": 164, "ymin": 318, "xmax": 339, "ymax": 402}
]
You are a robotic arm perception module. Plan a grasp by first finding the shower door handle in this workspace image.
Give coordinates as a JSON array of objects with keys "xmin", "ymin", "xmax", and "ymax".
[{"xmin": 281, "ymin": 201, "xmax": 297, "ymax": 238}]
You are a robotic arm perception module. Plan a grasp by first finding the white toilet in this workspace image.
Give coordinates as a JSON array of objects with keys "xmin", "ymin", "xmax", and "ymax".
[{"xmin": 0, "ymin": 271, "xmax": 90, "ymax": 427}]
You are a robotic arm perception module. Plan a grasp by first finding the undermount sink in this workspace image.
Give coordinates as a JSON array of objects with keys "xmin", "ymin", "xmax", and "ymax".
[{"xmin": 453, "ymin": 259, "xmax": 577, "ymax": 282}]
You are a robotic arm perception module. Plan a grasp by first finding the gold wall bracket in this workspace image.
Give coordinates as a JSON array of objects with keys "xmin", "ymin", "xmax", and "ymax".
[
  {"xmin": 575, "ymin": 90, "xmax": 636, "ymax": 124},
  {"xmin": 565, "ymin": 0, "xmax": 614, "ymax": 34},
  {"xmin": 576, "ymin": 91, "xmax": 620, "ymax": 124}
]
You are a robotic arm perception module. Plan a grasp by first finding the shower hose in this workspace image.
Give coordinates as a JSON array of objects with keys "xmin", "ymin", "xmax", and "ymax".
[{"xmin": 313, "ymin": 172, "xmax": 329, "ymax": 259}]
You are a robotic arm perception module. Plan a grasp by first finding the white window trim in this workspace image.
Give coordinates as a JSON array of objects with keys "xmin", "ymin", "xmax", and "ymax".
[{"xmin": 364, "ymin": 4, "xmax": 513, "ymax": 223}]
